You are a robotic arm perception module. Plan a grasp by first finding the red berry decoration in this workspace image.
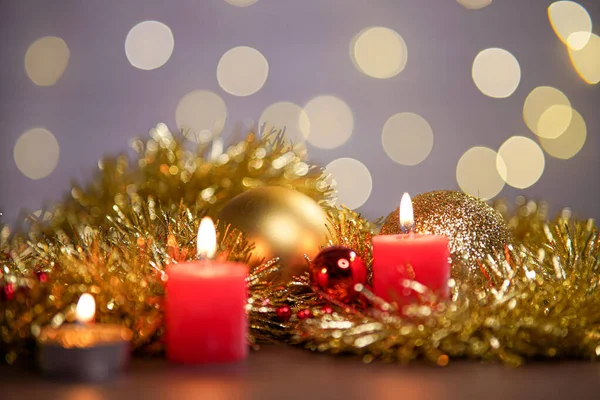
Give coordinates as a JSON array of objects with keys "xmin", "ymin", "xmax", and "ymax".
[
  {"xmin": 322, "ymin": 305, "xmax": 333, "ymax": 314},
  {"xmin": 37, "ymin": 271, "xmax": 48, "ymax": 283},
  {"xmin": 276, "ymin": 305, "xmax": 292, "ymax": 321},
  {"xmin": 297, "ymin": 309, "xmax": 313, "ymax": 320},
  {"xmin": 309, "ymin": 246, "xmax": 367, "ymax": 304},
  {"xmin": 2, "ymin": 283, "xmax": 16, "ymax": 301}
]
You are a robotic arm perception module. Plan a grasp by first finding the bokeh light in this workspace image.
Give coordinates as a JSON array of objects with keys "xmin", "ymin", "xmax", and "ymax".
[
  {"xmin": 539, "ymin": 108, "xmax": 587, "ymax": 159},
  {"xmin": 548, "ymin": 1, "xmax": 592, "ymax": 50},
  {"xmin": 325, "ymin": 158, "xmax": 372, "ymax": 209},
  {"xmin": 381, "ymin": 112, "xmax": 434, "ymax": 166},
  {"xmin": 175, "ymin": 90, "xmax": 227, "ymax": 142},
  {"xmin": 497, "ymin": 136, "xmax": 545, "ymax": 189},
  {"xmin": 457, "ymin": 0, "xmax": 492, "ymax": 10},
  {"xmin": 351, "ymin": 27, "xmax": 407, "ymax": 79},
  {"xmin": 538, "ymin": 105, "xmax": 574, "ymax": 139},
  {"xmin": 259, "ymin": 101, "xmax": 309, "ymax": 144},
  {"xmin": 125, "ymin": 21, "xmax": 174, "ymax": 70},
  {"xmin": 523, "ymin": 86, "xmax": 572, "ymax": 139},
  {"xmin": 217, "ymin": 46, "xmax": 269, "ymax": 96},
  {"xmin": 224, "ymin": 0, "xmax": 259, "ymax": 6},
  {"xmin": 568, "ymin": 33, "xmax": 600, "ymax": 84},
  {"xmin": 14, "ymin": 128, "xmax": 60, "ymax": 180},
  {"xmin": 456, "ymin": 146, "xmax": 506, "ymax": 200},
  {"xmin": 300, "ymin": 95, "xmax": 354, "ymax": 149},
  {"xmin": 25, "ymin": 36, "xmax": 70, "ymax": 86},
  {"xmin": 472, "ymin": 48, "xmax": 521, "ymax": 98}
]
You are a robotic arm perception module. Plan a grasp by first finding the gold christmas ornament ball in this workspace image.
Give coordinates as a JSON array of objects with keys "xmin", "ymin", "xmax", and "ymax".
[
  {"xmin": 219, "ymin": 186, "xmax": 329, "ymax": 280},
  {"xmin": 380, "ymin": 190, "xmax": 511, "ymax": 277}
]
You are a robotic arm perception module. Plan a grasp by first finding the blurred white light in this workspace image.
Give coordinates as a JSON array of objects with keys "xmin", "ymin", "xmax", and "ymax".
[
  {"xmin": 497, "ymin": 136, "xmax": 545, "ymax": 189},
  {"xmin": 259, "ymin": 101, "xmax": 310, "ymax": 144},
  {"xmin": 125, "ymin": 21, "xmax": 174, "ymax": 70},
  {"xmin": 175, "ymin": 90, "xmax": 227, "ymax": 142},
  {"xmin": 539, "ymin": 108, "xmax": 587, "ymax": 159},
  {"xmin": 472, "ymin": 48, "xmax": 521, "ymax": 98},
  {"xmin": 568, "ymin": 33, "xmax": 600, "ymax": 84},
  {"xmin": 300, "ymin": 95, "xmax": 354, "ymax": 149},
  {"xmin": 351, "ymin": 27, "xmax": 408, "ymax": 79},
  {"xmin": 456, "ymin": 146, "xmax": 506, "ymax": 200},
  {"xmin": 325, "ymin": 158, "xmax": 372, "ymax": 210},
  {"xmin": 224, "ymin": 0, "xmax": 258, "ymax": 6},
  {"xmin": 25, "ymin": 36, "xmax": 70, "ymax": 86},
  {"xmin": 381, "ymin": 112, "xmax": 434, "ymax": 166},
  {"xmin": 217, "ymin": 46, "xmax": 268, "ymax": 96},
  {"xmin": 548, "ymin": 1, "xmax": 592, "ymax": 50},
  {"xmin": 523, "ymin": 86, "xmax": 572, "ymax": 139},
  {"xmin": 457, "ymin": 0, "xmax": 492, "ymax": 10},
  {"xmin": 14, "ymin": 128, "xmax": 60, "ymax": 180}
]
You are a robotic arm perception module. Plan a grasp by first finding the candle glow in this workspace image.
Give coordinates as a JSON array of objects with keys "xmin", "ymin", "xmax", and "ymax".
[
  {"xmin": 75, "ymin": 293, "xmax": 96, "ymax": 324},
  {"xmin": 197, "ymin": 217, "xmax": 217, "ymax": 259},
  {"xmin": 399, "ymin": 192, "xmax": 415, "ymax": 234}
]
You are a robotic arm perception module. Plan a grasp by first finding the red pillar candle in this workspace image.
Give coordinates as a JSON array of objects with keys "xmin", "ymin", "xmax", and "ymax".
[
  {"xmin": 372, "ymin": 193, "xmax": 450, "ymax": 303},
  {"xmin": 165, "ymin": 217, "xmax": 249, "ymax": 364}
]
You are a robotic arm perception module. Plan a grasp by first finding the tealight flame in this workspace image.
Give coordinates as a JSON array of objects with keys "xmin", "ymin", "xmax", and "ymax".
[
  {"xmin": 76, "ymin": 293, "xmax": 96, "ymax": 324},
  {"xmin": 197, "ymin": 217, "xmax": 217, "ymax": 259},
  {"xmin": 399, "ymin": 192, "xmax": 415, "ymax": 234}
]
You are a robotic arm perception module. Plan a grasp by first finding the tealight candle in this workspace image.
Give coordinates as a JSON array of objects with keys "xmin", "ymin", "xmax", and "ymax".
[
  {"xmin": 165, "ymin": 217, "xmax": 249, "ymax": 364},
  {"xmin": 36, "ymin": 293, "xmax": 132, "ymax": 382},
  {"xmin": 372, "ymin": 193, "xmax": 451, "ymax": 303}
]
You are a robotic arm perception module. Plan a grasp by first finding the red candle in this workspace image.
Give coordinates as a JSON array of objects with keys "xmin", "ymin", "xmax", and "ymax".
[
  {"xmin": 372, "ymin": 193, "xmax": 450, "ymax": 303},
  {"xmin": 165, "ymin": 217, "xmax": 248, "ymax": 364}
]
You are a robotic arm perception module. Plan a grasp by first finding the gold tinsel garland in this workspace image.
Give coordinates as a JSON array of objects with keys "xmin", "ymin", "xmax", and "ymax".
[{"xmin": 1, "ymin": 126, "xmax": 599, "ymax": 367}]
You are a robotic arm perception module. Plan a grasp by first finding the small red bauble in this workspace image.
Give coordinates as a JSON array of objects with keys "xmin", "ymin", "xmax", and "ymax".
[
  {"xmin": 2, "ymin": 283, "xmax": 16, "ymax": 301},
  {"xmin": 276, "ymin": 305, "xmax": 292, "ymax": 321},
  {"xmin": 309, "ymin": 246, "xmax": 367, "ymax": 304},
  {"xmin": 297, "ymin": 309, "xmax": 313, "ymax": 320},
  {"xmin": 37, "ymin": 271, "xmax": 48, "ymax": 283}
]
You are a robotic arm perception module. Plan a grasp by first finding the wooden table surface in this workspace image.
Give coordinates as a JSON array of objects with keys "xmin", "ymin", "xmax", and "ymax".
[{"xmin": 1, "ymin": 345, "xmax": 599, "ymax": 400}]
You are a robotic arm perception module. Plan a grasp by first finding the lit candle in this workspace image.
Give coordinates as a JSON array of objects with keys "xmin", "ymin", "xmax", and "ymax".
[
  {"xmin": 372, "ymin": 193, "xmax": 451, "ymax": 303},
  {"xmin": 165, "ymin": 217, "xmax": 249, "ymax": 364},
  {"xmin": 36, "ymin": 293, "xmax": 132, "ymax": 382}
]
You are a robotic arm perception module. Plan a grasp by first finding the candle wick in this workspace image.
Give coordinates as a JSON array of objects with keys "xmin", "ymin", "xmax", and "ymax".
[
  {"xmin": 197, "ymin": 253, "xmax": 212, "ymax": 262},
  {"xmin": 400, "ymin": 222, "xmax": 414, "ymax": 235}
]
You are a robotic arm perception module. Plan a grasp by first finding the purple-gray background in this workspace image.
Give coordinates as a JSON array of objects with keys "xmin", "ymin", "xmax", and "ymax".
[{"xmin": 1, "ymin": 0, "xmax": 598, "ymax": 225}]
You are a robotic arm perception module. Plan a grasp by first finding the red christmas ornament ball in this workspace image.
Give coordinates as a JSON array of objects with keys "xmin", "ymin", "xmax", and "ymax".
[
  {"xmin": 276, "ymin": 305, "xmax": 292, "ymax": 321},
  {"xmin": 2, "ymin": 283, "xmax": 15, "ymax": 301},
  {"xmin": 297, "ymin": 309, "xmax": 313, "ymax": 320},
  {"xmin": 309, "ymin": 246, "xmax": 367, "ymax": 303},
  {"xmin": 37, "ymin": 271, "xmax": 48, "ymax": 283}
]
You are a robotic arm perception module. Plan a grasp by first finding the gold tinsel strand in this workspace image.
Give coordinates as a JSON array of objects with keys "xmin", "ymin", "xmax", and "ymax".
[
  {"xmin": 0, "ymin": 126, "xmax": 333, "ymax": 364},
  {"xmin": 2, "ymin": 124, "xmax": 600, "ymax": 367},
  {"xmin": 295, "ymin": 203, "xmax": 600, "ymax": 367},
  {"xmin": 32, "ymin": 124, "xmax": 333, "ymax": 236}
]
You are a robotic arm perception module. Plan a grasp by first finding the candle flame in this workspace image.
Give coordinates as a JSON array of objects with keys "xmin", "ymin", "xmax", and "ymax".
[
  {"xmin": 197, "ymin": 217, "xmax": 217, "ymax": 259},
  {"xmin": 76, "ymin": 293, "xmax": 96, "ymax": 324},
  {"xmin": 399, "ymin": 192, "xmax": 415, "ymax": 234}
]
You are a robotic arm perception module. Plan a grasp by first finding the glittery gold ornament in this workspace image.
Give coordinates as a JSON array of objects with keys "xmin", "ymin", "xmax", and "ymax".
[
  {"xmin": 219, "ymin": 186, "xmax": 329, "ymax": 280},
  {"xmin": 380, "ymin": 190, "xmax": 511, "ymax": 277}
]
